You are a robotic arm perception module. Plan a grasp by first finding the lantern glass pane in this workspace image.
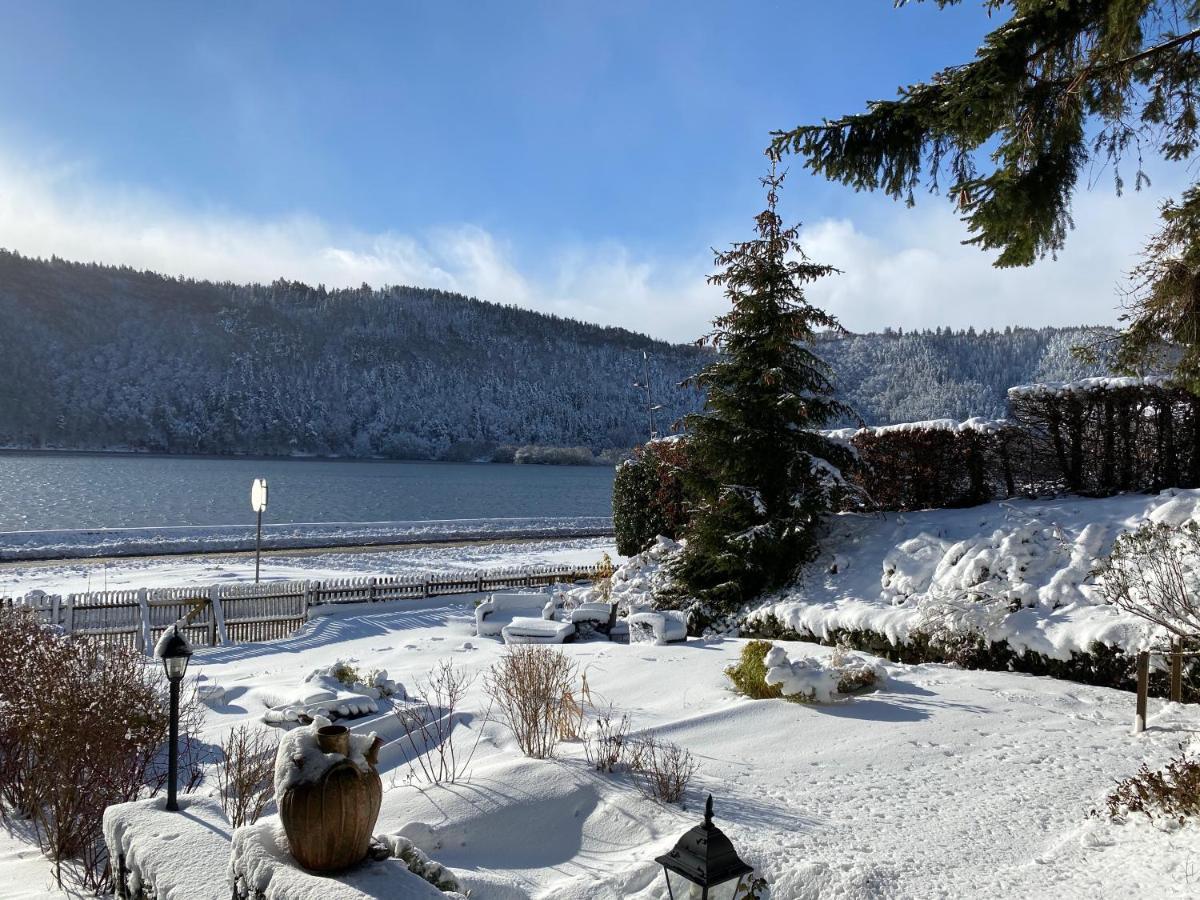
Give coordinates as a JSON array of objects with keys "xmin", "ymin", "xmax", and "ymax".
[
  {"xmin": 664, "ymin": 869, "xmax": 703, "ymax": 899},
  {"xmin": 164, "ymin": 654, "xmax": 189, "ymax": 681},
  {"xmin": 707, "ymin": 877, "xmax": 744, "ymax": 900}
]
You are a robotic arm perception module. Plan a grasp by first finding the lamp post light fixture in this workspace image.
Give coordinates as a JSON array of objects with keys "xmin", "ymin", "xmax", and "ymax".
[
  {"xmin": 250, "ymin": 477, "xmax": 269, "ymax": 584},
  {"xmin": 156, "ymin": 625, "xmax": 192, "ymax": 812},
  {"xmin": 655, "ymin": 795, "xmax": 753, "ymax": 900}
]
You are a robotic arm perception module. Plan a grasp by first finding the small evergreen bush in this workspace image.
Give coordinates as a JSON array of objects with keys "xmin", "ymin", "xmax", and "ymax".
[{"xmin": 725, "ymin": 640, "xmax": 787, "ymax": 701}]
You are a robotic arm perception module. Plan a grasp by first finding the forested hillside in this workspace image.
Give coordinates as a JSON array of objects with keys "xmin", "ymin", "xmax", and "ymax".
[
  {"xmin": 0, "ymin": 251, "xmax": 1112, "ymax": 458},
  {"xmin": 821, "ymin": 326, "xmax": 1112, "ymax": 425}
]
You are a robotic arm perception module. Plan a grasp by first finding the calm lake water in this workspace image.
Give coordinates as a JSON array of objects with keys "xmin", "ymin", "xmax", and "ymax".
[{"xmin": 0, "ymin": 453, "xmax": 616, "ymax": 531}]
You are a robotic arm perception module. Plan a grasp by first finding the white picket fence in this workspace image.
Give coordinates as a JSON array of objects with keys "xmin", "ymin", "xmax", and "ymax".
[{"xmin": 0, "ymin": 563, "xmax": 605, "ymax": 649}]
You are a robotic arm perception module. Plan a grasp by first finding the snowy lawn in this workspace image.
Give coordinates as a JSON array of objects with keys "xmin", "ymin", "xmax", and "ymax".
[{"xmin": 8, "ymin": 594, "xmax": 1196, "ymax": 899}]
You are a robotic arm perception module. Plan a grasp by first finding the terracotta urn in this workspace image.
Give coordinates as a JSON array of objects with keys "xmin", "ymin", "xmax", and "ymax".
[{"xmin": 279, "ymin": 724, "xmax": 384, "ymax": 872}]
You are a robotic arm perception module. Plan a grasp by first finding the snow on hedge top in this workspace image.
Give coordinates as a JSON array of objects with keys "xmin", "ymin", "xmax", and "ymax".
[
  {"xmin": 273, "ymin": 715, "xmax": 379, "ymax": 799},
  {"xmin": 824, "ymin": 416, "xmax": 1008, "ymax": 442},
  {"xmin": 103, "ymin": 796, "xmax": 232, "ymax": 900},
  {"xmin": 1008, "ymin": 375, "xmax": 1172, "ymax": 398}
]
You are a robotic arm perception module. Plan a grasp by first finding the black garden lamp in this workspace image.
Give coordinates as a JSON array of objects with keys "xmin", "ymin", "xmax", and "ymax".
[
  {"xmin": 156, "ymin": 625, "xmax": 192, "ymax": 812},
  {"xmin": 655, "ymin": 795, "xmax": 753, "ymax": 900}
]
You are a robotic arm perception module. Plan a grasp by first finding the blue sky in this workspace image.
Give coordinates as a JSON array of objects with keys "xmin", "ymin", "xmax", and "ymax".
[{"xmin": 0, "ymin": 2, "xmax": 1185, "ymax": 340}]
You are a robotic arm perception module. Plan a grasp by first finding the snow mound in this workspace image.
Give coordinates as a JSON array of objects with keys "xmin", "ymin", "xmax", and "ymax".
[
  {"xmin": 229, "ymin": 818, "xmax": 454, "ymax": 899},
  {"xmin": 263, "ymin": 662, "xmax": 403, "ymax": 725},
  {"xmin": 103, "ymin": 796, "xmax": 232, "ymax": 900}
]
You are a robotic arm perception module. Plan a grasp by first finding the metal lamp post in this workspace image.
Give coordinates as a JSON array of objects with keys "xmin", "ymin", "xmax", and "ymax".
[
  {"xmin": 250, "ymin": 477, "xmax": 269, "ymax": 584},
  {"xmin": 156, "ymin": 625, "xmax": 192, "ymax": 812},
  {"xmin": 655, "ymin": 796, "xmax": 753, "ymax": 900}
]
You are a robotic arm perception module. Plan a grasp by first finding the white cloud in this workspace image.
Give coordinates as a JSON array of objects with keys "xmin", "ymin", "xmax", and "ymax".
[
  {"xmin": 0, "ymin": 150, "xmax": 1178, "ymax": 342},
  {"xmin": 801, "ymin": 187, "xmax": 1171, "ymax": 333}
]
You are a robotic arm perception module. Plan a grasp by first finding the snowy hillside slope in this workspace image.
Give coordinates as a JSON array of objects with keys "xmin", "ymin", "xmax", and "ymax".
[
  {"xmin": 0, "ymin": 252, "xmax": 1110, "ymax": 457},
  {"xmin": 750, "ymin": 489, "xmax": 1200, "ymax": 658}
]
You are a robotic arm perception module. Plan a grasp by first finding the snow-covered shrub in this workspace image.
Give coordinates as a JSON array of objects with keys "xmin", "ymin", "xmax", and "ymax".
[
  {"xmin": 485, "ymin": 646, "xmax": 577, "ymax": 759},
  {"xmin": 393, "ymin": 659, "xmax": 487, "ymax": 785},
  {"xmin": 564, "ymin": 535, "xmax": 680, "ymax": 616},
  {"xmin": 377, "ymin": 834, "xmax": 463, "ymax": 893},
  {"xmin": 725, "ymin": 640, "xmax": 785, "ymax": 701},
  {"xmin": 726, "ymin": 640, "xmax": 882, "ymax": 704},
  {"xmin": 217, "ymin": 725, "xmax": 279, "ymax": 828},
  {"xmin": 0, "ymin": 607, "xmax": 207, "ymax": 891},
  {"xmin": 612, "ymin": 437, "xmax": 690, "ymax": 556},
  {"xmin": 763, "ymin": 646, "xmax": 842, "ymax": 703},
  {"xmin": 1097, "ymin": 521, "xmax": 1200, "ymax": 642},
  {"xmin": 1103, "ymin": 742, "xmax": 1200, "ymax": 825},
  {"xmin": 630, "ymin": 734, "xmax": 696, "ymax": 805}
]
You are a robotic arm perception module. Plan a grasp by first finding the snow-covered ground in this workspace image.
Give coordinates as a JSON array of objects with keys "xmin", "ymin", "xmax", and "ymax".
[
  {"xmin": 6, "ymin": 593, "xmax": 1199, "ymax": 899},
  {"xmin": 8, "ymin": 496, "xmax": 1200, "ymax": 897},
  {"xmin": 752, "ymin": 488, "xmax": 1200, "ymax": 658},
  {"xmin": 0, "ymin": 537, "xmax": 619, "ymax": 597}
]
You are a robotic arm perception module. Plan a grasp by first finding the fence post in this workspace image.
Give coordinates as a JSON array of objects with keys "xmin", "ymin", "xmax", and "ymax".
[
  {"xmin": 422, "ymin": 577, "xmax": 429, "ymax": 598},
  {"xmin": 476, "ymin": 572, "xmax": 483, "ymax": 593},
  {"xmin": 136, "ymin": 588, "xmax": 150, "ymax": 656},
  {"xmin": 368, "ymin": 577, "xmax": 376, "ymax": 603},
  {"xmin": 209, "ymin": 585, "xmax": 227, "ymax": 646},
  {"xmin": 1135, "ymin": 651, "xmax": 1150, "ymax": 733},
  {"xmin": 1170, "ymin": 639, "xmax": 1183, "ymax": 703},
  {"xmin": 62, "ymin": 594, "xmax": 75, "ymax": 636}
]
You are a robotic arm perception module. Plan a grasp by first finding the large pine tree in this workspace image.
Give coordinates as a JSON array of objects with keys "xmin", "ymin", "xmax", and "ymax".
[
  {"xmin": 769, "ymin": 1, "xmax": 1200, "ymax": 385},
  {"xmin": 668, "ymin": 171, "xmax": 855, "ymax": 629}
]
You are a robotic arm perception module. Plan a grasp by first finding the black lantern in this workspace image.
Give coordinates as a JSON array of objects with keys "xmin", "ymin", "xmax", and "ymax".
[
  {"xmin": 156, "ymin": 625, "xmax": 192, "ymax": 812},
  {"xmin": 655, "ymin": 795, "xmax": 753, "ymax": 900}
]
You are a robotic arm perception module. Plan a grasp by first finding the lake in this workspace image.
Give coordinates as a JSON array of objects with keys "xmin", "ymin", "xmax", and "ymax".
[{"xmin": 0, "ymin": 452, "xmax": 616, "ymax": 531}]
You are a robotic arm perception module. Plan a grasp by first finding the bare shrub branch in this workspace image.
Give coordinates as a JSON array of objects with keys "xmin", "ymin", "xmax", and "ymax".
[
  {"xmin": 582, "ymin": 709, "xmax": 635, "ymax": 773},
  {"xmin": 0, "ymin": 608, "xmax": 208, "ymax": 891},
  {"xmin": 217, "ymin": 725, "xmax": 278, "ymax": 828},
  {"xmin": 1097, "ymin": 521, "xmax": 1200, "ymax": 641},
  {"xmin": 393, "ymin": 659, "xmax": 489, "ymax": 785},
  {"xmin": 485, "ymin": 646, "xmax": 577, "ymax": 759},
  {"xmin": 630, "ymin": 734, "xmax": 697, "ymax": 804}
]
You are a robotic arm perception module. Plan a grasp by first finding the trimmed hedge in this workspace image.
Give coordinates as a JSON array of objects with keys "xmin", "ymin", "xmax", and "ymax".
[
  {"xmin": 612, "ymin": 438, "xmax": 690, "ymax": 556},
  {"xmin": 614, "ymin": 379, "xmax": 1200, "ymax": 542},
  {"xmin": 748, "ymin": 611, "xmax": 1200, "ymax": 702}
]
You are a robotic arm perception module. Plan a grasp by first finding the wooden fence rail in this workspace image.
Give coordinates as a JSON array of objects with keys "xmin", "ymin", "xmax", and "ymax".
[{"xmin": 0, "ymin": 563, "xmax": 604, "ymax": 650}]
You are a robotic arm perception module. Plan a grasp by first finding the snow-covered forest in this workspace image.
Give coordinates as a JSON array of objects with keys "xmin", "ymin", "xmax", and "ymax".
[{"xmin": 0, "ymin": 251, "xmax": 1110, "ymax": 458}]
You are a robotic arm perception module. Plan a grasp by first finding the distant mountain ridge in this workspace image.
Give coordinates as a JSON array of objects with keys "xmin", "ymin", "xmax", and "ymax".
[{"xmin": 0, "ymin": 250, "xmax": 1112, "ymax": 458}]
